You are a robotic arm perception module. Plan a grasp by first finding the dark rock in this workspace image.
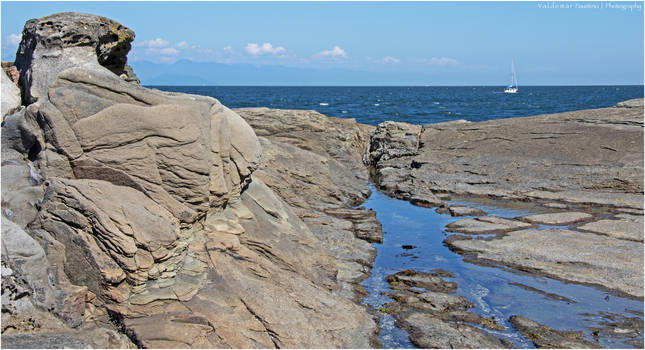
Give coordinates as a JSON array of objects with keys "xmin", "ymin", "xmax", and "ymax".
[
  {"xmin": 582, "ymin": 311, "xmax": 644, "ymax": 347},
  {"xmin": 0, "ymin": 333, "xmax": 88, "ymax": 348},
  {"xmin": 509, "ymin": 315, "xmax": 601, "ymax": 348},
  {"xmin": 385, "ymin": 269, "xmax": 457, "ymax": 294},
  {"xmin": 508, "ymin": 282, "xmax": 577, "ymax": 304},
  {"xmin": 383, "ymin": 270, "xmax": 509, "ymax": 349},
  {"xmin": 401, "ymin": 244, "xmax": 416, "ymax": 250},
  {"xmin": 15, "ymin": 12, "xmax": 139, "ymax": 104}
]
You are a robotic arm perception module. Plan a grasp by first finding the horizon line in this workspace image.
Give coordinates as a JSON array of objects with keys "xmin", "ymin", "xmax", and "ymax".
[{"xmin": 144, "ymin": 84, "xmax": 645, "ymax": 87}]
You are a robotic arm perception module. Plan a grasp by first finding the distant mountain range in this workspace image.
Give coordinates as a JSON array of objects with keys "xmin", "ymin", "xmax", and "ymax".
[{"xmin": 130, "ymin": 59, "xmax": 435, "ymax": 86}]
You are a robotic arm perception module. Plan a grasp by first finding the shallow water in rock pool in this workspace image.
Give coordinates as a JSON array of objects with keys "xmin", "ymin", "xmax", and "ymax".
[{"xmin": 359, "ymin": 189, "xmax": 644, "ymax": 348}]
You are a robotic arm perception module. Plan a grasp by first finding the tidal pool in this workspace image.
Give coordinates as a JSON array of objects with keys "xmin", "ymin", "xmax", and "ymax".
[{"xmin": 360, "ymin": 189, "xmax": 644, "ymax": 348}]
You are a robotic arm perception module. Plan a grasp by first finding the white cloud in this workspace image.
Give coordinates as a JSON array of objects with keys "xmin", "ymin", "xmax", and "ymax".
[
  {"xmin": 146, "ymin": 47, "xmax": 179, "ymax": 55},
  {"xmin": 379, "ymin": 56, "xmax": 400, "ymax": 64},
  {"xmin": 223, "ymin": 46, "xmax": 234, "ymax": 54},
  {"xmin": 7, "ymin": 33, "xmax": 21, "ymax": 46},
  {"xmin": 245, "ymin": 42, "xmax": 286, "ymax": 56},
  {"xmin": 316, "ymin": 45, "xmax": 347, "ymax": 59},
  {"xmin": 176, "ymin": 41, "xmax": 189, "ymax": 48},
  {"xmin": 138, "ymin": 38, "xmax": 170, "ymax": 48},
  {"xmin": 416, "ymin": 57, "xmax": 459, "ymax": 66}
]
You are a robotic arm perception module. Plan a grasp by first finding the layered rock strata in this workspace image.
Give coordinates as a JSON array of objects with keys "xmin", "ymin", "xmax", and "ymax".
[
  {"xmin": 235, "ymin": 108, "xmax": 381, "ymax": 300},
  {"xmin": 368, "ymin": 103, "xmax": 643, "ymax": 209},
  {"xmin": 2, "ymin": 12, "xmax": 377, "ymax": 348}
]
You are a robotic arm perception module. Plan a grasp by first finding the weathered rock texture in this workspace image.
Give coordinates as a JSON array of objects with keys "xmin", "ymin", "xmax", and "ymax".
[
  {"xmin": 15, "ymin": 12, "xmax": 140, "ymax": 105},
  {"xmin": 383, "ymin": 269, "xmax": 511, "ymax": 349},
  {"xmin": 234, "ymin": 108, "xmax": 381, "ymax": 300},
  {"xmin": 368, "ymin": 103, "xmax": 643, "ymax": 210},
  {"xmin": 448, "ymin": 227, "xmax": 644, "ymax": 299},
  {"xmin": 509, "ymin": 315, "xmax": 601, "ymax": 348},
  {"xmin": 369, "ymin": 102, "xmax": 644, "ymax": 301},
  {"xmin": 2, "ymin": 13, "xmax": 377, "ymax": 348}
]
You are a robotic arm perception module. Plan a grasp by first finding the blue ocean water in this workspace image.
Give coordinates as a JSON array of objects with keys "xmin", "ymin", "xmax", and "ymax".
[{"xmin": 151, "ymin": 85, "xmax": 643, "ymax": 125}]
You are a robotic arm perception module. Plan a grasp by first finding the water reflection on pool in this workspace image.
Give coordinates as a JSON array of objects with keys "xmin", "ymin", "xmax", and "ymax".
[{"xmin": 360, "ymin": 189, "xmax": 643, "ymax": 349}]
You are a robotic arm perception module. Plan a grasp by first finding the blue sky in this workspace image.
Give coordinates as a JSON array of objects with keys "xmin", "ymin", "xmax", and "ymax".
[{"xmin": 1, "ymin": 1, "xmax": 643, "ymax": 85}]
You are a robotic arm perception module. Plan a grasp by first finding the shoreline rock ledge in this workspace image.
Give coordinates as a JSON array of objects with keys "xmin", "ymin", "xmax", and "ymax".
[{"xmin": 1, "ymin": 13, "xmax": 378, "ymax": 348}]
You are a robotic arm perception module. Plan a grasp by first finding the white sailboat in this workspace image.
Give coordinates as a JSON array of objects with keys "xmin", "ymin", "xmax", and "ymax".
[{"xmin": 504, "ymin": 60, "xmax": 518, "ymax": 93}]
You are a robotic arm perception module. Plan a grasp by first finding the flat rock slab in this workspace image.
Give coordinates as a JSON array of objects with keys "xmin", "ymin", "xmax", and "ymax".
[
  {"xmin": 385, "ymin": 269, "xmax": 457, "ymax": 294},
  {"xmin": 448, "ymin": 228, "xmax": 644, "ymax": 299},
  {"xmin": 369, "ymin": 101, "xmax": 645, "ymax": 210},
  {"xmin": 518, "ymin": 212, "xmax": 593, "ymax": 226},
  {"xmin": 578, "ymin": 214, "xmax": 644, "ymax": 242},
  {"xmin": 446, "ymin": 216, "xmax": 533, "ymax": 234}
]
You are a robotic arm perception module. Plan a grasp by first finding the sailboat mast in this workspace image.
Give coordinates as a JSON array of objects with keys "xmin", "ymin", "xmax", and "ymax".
[
  {"xmin": 511, "ymin": 59, "xmax": 515, "ymax": 87},
  {"xmin": 513, "ymin": 60, "xmax": 518, "ymax": 87}
]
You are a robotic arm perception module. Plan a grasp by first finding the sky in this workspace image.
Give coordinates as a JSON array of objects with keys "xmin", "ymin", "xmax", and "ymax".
[{"xmin": 1, "ymin": 1, "xmax": 643, "ymax": 85}]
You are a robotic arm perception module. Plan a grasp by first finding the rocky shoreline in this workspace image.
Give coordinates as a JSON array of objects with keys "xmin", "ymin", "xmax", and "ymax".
[{"xmin": 2, "ymin": 12, "xmax": 643, "ymax": 349}]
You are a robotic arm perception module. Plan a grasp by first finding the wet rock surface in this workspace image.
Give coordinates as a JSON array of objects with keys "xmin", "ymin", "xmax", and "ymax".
[
  {"xmin": 436, "ymin": 204, "xmax": 488, "ymax": 217},
  {"xmin": 383, "ymin": 269, "xmax": 511, "ymax": 348},
  {"xmin": 446, "ymin": 216, "xmax": 534, "ymax": 234},
  {"xmin": 582, "ymin": 311, "xmax": 644, "ymax": 348},
  {"xmin": 369, "ymin": 100, "xmax": 644, "ymax": 304},
  {"xmin": 447, "ymin": 227, "xmax": 644, "ymax": 299},
  {"xmin": 509, "ymin": 315, "xmax": 602, "ymax": 348}
]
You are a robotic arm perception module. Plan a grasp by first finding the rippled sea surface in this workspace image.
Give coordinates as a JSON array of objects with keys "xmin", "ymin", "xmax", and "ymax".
[{"xmin": 152, "ymin": 85, "xmax": 643, "ymax": 126}]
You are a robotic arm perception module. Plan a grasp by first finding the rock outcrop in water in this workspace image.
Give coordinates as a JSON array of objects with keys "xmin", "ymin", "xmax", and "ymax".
[
  {"xmin": 368, "ymin": 102, "xmax": 644, "ymax": 301},
  {"xmin": 383, "ymin": 269, "xmax": 511, "ymax": 349},
  {"xmin": 1, "ymin": 12, "xmax": 377, "ymax": 348}
]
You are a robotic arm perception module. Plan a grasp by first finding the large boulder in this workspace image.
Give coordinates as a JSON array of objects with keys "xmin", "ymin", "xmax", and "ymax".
[
  {"xmin": 14, "ymin": 12, "xmax": 139, "ymax": 105},
  {"xmin": 2, "ymin": 12, "xmax": 378, "ymax": 348},
  {"xmin": 30, "ymin": 66, "xmax": 262, "ymax": 223}
]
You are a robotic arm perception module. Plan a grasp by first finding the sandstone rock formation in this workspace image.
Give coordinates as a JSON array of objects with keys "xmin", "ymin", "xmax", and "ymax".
[
  {"xmin": 368, "ymin": 104, "xmax": 644, "ymax": 210},
  {"xmin": 235, "ymin": 108, "xmax": 382, "ymax": 300},
  {"xmin": 2, "ymin": 12, "xmax": 377, "ymax": 348}
]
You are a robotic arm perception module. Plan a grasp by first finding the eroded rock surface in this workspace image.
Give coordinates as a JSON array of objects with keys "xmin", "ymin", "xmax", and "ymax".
[
  {"xmin": 235, "ymin": 108, "xmax": 382, "ymax": 300},
  {"xmin": 510, "ymin": 315, "xmax": 601, "ymax": 348},
  {"xmin": 2, "ymin": 12, "xmax": 377, "ymax": 348},
  {"xmin": 383, "ymin": 269, "xmax": 510, "ymax": 349},
  {"xmin": 369, "ymin": 101, "xmax": 644, "ymax": 304},
  {"xmin": 447, "ymin": 228, "xmax": 644, "ymax": 299},
  {"xmin": 368, "ymin": 103, "xmax": 643, "ymax": 210}
]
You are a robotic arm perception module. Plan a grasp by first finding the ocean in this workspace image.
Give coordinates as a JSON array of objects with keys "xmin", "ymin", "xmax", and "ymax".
[{"xmin": 151, "ymin": 85, "xmax": 643, "ymax": 126}]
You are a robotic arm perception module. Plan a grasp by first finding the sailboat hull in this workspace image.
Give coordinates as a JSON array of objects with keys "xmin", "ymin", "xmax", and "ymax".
[{"xmin": 504, "ymin": 87, "xmax": 518, "ymax": 93}]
